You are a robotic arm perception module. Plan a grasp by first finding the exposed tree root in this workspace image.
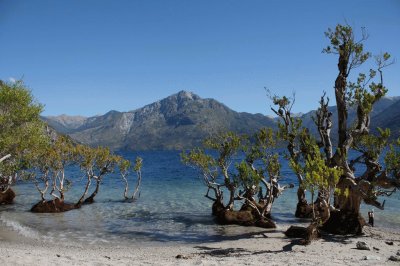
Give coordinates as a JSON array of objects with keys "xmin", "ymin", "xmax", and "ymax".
[
  {"xmin": 321, "ymin": 210, "xmax": 366, "ymax": 235},
  {"xmin": 0, "ymin": 188, "xmax": 15, "ymax": 204},
  {"xmin": 31, "ymin": 198, "xmax": 77, "ymax": 213},
  {"xmin": 285, "ymin": 223, "xmax": 320, "ymax": 245}
]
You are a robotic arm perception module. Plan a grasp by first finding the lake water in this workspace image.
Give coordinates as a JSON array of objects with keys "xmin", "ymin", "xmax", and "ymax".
[{"xmin": 0, "ymin": 150, "xmax": 399, "ymax": 245}]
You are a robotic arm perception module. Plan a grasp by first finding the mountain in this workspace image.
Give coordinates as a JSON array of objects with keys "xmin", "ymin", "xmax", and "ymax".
[
  {"xmin": 42, "ymin": 115, "xmax": 88, "ymax": 134},
  {"xmin": 44, "ymin": 91, "xmax": 276, "ymax": 150},
  {"xmin": 299, "ymin": 96, "xmax": 400, "ymax": 141},
  {"xmin": 371, "ymin": 98, "xmax": 400, "ymax": 139},
  {"xmin": 43, "ymin": 92, "xmax": 400, "ymax": 151}
]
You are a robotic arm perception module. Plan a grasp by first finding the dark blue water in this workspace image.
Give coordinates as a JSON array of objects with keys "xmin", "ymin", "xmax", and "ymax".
[{"xmin": 0, "ymin": 150, "xmax": 399, "ymax": 245}]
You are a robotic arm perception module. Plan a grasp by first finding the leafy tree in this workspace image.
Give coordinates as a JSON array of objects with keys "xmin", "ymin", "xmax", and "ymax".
[
  {"xmin": 29, "ymin": 136, "xmax": 74, "ymax": 202},
  {"xmin": 275, "ymin": 24, "xmax": 399, "ymax": 235},
  {"xmin": 290, "ymin": 138, "xmax": 342, "ymax": 220},
  {"xmin": 0, "ymin": 80, "xmax": 48, "ymax": 202},
  {"xmin": 182, "ymin": 129, "xmax": 292, "ymax": 228},
  {"xmin": 0, "ymin": 80, "xmax": 144, "ymax": 210},
  {"xmin": 119, "ymin": 157, "xmax": 143, "ymax": 200},
  {"xmin": 268, "ymin": 91, "xmax": 312, "ymax": 217},
  {"xmin": 30, "ymin": 139, "xmax": 143, "ymax": 212},
  {"xmin": 75, "ymin": 145, "xmax": 117, "ymax": 206}
]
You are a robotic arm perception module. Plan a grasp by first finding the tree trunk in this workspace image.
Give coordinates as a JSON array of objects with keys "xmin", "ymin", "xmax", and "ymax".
[
  {"xmin": 84, "ymin": 178, "xmax": 100, "ymax": 204},
  {"xmin": 76, "ymin": 176, "xmax": 91, "ymax": 208},
  {"xmin": 132, "ymin": 171, "xmax": 142, "ymax": 199},
  {"xmin": 122, "ymin": 174, "xmax": 129, "ymax": 199},
  {"xmin": 0, "ymin": 188, "xmax": 15, "ymax": 204},
  {"xmin": 321, "ymin": 177, "xmax": 366, "ymax": 235},
  {"xmin": 295, "ymin": 187, "xmax": 313, "ymax": 218}
]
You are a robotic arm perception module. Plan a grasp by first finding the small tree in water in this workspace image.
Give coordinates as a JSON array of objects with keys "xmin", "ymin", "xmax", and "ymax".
[
  {"xmin": 29, "ymin": 136, "xmax": 78, "ymax": 212},
  {"xmin": 75, "ymin": 145, "xmax": 118, "ymax": 206},
  {"xmin": 268, "ymin": 91, "xmax": 313, "ymax": 218},
  {"xmin": 182, "ymin": 129, "xmax": 293, "ymax": 228},
  {"xmin": 119, "ymin": 157, "xmax": 143, "ymax": 201}
]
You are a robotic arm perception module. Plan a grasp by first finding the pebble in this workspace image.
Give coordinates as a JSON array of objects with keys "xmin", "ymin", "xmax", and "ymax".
[
  {"xmin": 356, "ymin": 241, "xmax": 370, "ymax": 251},
  {"xmin": 362, "ymin": 255, "xmax": 380, "ymax": 261},
  {"xmin": 176, "ymin": 254, "xmax": 188, "ymax": 259},
  {"xmin": 389, "ymin": 256, "xmax": 400, "ymax": 262}
]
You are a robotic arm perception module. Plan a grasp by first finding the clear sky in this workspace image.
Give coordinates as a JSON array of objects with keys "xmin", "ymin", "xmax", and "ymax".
[{"xmin": 0, "ymin": 0, "xmax": 399, "ymax": 117}]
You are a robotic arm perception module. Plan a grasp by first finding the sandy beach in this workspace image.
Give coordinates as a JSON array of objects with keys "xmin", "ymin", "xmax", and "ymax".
[{"xmin": 1, "ymin": 224, "xmax": 400, "ymax": 266}]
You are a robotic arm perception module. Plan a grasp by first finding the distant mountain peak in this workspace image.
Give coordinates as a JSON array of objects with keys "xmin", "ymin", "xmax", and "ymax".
[{"xmin": 174, "ymin": 90, "xmax": 200, "ymax": 101}]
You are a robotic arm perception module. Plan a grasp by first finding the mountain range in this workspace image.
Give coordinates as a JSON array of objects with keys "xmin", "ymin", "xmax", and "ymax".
[
  {"xmin": 42, "ymin": 91, "xmax": 275, "ymax": 150},
  {"xmin": 42, "ymin": 91, "xmax": 400, "ymax": 151}
]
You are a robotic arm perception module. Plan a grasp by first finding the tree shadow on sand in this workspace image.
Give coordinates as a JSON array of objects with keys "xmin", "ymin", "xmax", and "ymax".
[{"xmin": 193, "ymin": 238, "xmax": 304, "ymax": 258}]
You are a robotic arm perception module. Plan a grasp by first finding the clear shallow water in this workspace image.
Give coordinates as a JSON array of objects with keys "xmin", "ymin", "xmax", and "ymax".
[{"xmin": 0, "ymin": 150, "xmax": 399, "ymax": 245}]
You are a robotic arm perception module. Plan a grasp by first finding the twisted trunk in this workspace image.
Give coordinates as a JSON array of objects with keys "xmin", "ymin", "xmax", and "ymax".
[
  {"xmin": 75, "ymin": 172, "xmax": 92, "ymax": 208},
  {"xmin": 84, "ymin": 177, "xmax": 100, "ymax": 204}
]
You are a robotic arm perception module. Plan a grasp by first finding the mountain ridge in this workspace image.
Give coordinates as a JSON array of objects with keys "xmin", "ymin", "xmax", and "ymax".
[
  {"xmin": 44, "ymin": 91, "xmax": 276, "ymax": 150},
  {"xmin": 43, "ymin": 91, "xmax": 400, "ymax": 151}
]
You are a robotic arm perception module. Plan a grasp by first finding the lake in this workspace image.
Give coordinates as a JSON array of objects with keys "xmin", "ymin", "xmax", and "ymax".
[{"xmin": 0, "ymin": 150, "xmax": 399, "ymax": 245}]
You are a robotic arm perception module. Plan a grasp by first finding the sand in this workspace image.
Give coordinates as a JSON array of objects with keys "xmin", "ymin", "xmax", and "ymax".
[{"xmin": 1, "ymin": 224, "xmax": 400, "ymax": 265}]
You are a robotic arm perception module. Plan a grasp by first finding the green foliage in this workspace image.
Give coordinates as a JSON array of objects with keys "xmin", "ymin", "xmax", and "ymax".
[
  {"xmin": 385, "ymin": 138, "xmax": 400, "ymax": 179},
  {"xmin": 0, "ymin": 80, "xmax": 50, "ymax": 192},
  {"xmin": 118, "ymin": 158, "xmax": 131, "ymax": 175},
  {"xmin": 118, "ymin": 156, "xmax": 143, "ymax": 177},
  {"xmin": 181, "ymin": 147, "xmax": 218, "ymax": 179},
  {"xmin": 323, "ymin": 24, "xmax": 371, "ymax": 73},
  {"xmin": 49, "ymin": 136, "xmax": 76, "ymax": 170},
  {"xmin": 0, "ymin": 80, "xmax": 142, "ymax": 202},
  {"xmin": 353, "ymin": 128, "xmax": 391, "ymax": 161},
  {"xmin": 291, "ymin": 139, "xmax": 342, "ymax": 196},
  {"xmin": 234, "ymin": 161, "xmax": 260, "ymax": 189},
  {"xmin": 134, "ymin": 157, "xmax": 143, "ymax": 172},
  {"xmin": 182, "ymin": 128, "xmax": 282, "ymax": 211},
  {"xmin": 0, "ymin": 80, "xmax": 48, "ymax": 173},
  {"xmin": 76, "ymin": 144, "xmax": 118, "ymax": 178},
  {"xmin": 244, "ymin": 128, "xmax": 280, "ymax": 179},
  {"xmin": 203, "ymin": 131, "xmax": 242, "ymax": 172},
  {"xmin": 324, "ymin": 24, "xmax": 392, "ymax": 121},
  {"xmin": 290, "ymin": 138, "xmax": 342, "ymax": 219}
]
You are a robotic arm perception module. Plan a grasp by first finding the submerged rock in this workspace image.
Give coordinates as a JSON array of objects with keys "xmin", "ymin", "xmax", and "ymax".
[{"xmin": 356, "ymin": 241, "xmax": 370, "ymax": 251}]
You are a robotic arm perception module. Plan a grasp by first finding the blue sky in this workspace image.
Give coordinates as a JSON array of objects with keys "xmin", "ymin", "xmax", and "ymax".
[{"xmin": 0, "ymin": 0, "xmax": 399, "ymax": 116}]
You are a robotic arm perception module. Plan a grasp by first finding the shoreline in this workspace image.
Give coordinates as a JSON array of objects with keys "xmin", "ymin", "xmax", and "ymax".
[{"xmin": 1, "ymin": 223, "xmax": 400, "ymax": 265}]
